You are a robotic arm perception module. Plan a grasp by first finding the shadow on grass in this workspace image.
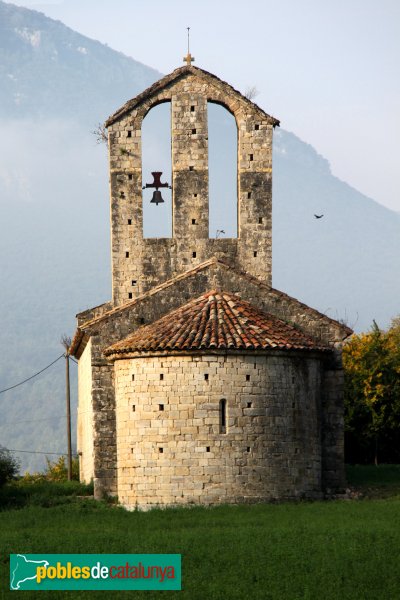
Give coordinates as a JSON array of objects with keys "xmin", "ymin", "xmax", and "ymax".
[
  {"xmin": 346, "ymin": 464, "xmax": 400, "ymax": 499},
  {"xmin": 0, "ymin": 480, "xmax": 93, "ymax": 510}
]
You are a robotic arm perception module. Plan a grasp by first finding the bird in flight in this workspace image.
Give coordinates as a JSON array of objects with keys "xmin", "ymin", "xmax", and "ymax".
[{"xmin": 314, "ymin": 214, "xmax": 324, "ymax": 219}]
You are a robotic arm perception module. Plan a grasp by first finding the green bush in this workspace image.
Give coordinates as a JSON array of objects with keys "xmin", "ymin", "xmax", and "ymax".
[
  {"xmin": 0, "ymin": 446, "xmax": 20, "ymax": 487},
  {"xmin": 20, "ymin": 455, "xmax": 80, "ymax": 484}
]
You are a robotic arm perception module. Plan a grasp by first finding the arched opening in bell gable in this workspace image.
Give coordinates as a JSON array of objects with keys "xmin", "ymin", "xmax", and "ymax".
[
  {"xmin": 207, "ymin": 102, "xmax": 238, "ymax": 238},
  {"xmin": 142, "ymin": 101, "xmax": 172, "ymax": 238}
]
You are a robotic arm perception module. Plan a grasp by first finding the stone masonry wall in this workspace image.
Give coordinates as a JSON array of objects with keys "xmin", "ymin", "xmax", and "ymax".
[
  {"xmin": 114, "ymin": 353, "xmax": 323, "ymax": 509},
  {"xmin": 107, "ymin": 69, "xmax": 274, "ymax": 305},
  {"xmin": 78, "ymin": 260, "xmax": 349, "ymax": 498},
  {"xmin": 77, "ymin": 338, "xmax": 94, "ymax": 483}
]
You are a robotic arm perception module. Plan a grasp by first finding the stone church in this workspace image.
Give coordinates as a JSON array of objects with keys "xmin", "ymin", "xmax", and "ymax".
[{"xmin": 70, "ymin": 61, "xmax": 352, "ymax": 509}]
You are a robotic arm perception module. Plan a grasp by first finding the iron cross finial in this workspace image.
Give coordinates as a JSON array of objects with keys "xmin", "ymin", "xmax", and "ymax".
[{"xmin": 183, "ymin": 27, "xmax": 195, "ymax": 66}]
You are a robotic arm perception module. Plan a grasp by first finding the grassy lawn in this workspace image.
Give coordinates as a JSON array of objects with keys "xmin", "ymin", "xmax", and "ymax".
[{"xmin": 1, "ymin": 467, "xmax": 400, "ymax": 599}]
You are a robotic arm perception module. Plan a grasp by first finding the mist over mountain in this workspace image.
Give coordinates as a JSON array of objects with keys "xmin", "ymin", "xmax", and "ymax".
[{"xmin": 0, "ymin": 1, "xmax": 399, "ymax": 471}]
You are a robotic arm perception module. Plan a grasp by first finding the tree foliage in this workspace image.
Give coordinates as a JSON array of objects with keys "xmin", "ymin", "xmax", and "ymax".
[
  {"xmin": 343, "ymin": 319, "xmax": 400, "ymax": 464},
  {"xmin": 0, "ymin": 446, "xmax": 20, "ymax": 487},
  {"xmin": 20, "ymin": 456, "xmax": 80, "ymax": 484}
]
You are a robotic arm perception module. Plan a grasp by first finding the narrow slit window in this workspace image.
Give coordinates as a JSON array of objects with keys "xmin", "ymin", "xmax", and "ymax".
[
  {"xmin": 259, "ymin": 217, "xmax": 263, "ymax": 224},
  {"xmin": 159, "ymin": 404, "xmax": 164, "ymax": 411},
  {"xmin": 191, "ymin": 105, "xmax": 195, "ymax": 112},
  {"xmin": 131, "ymin": 374, "xmax": 135, "ymax": 381},
  {"xmin": 127, "ymin": 130, "xmax": 132, "ymax": 138},
  {"xmin": 249, "ymin": 154, "xmax": 254, "ymax": 161},
  {"xmin": 206, "ymin": 446, "xmax": 211, "ymax": 452},
  {"xmin": 204, "ymin": 374, "xmax": 209, "ymax": 381},
  {"xmin": 132, "ymin": 405, "xmax": 135, "ymax": 412},
  {"xmin": 128, "ymin": 292, "xmax": 132, "ymax": 299},
  {"xmin": 128, "ymin": 219, "xmax": 132, "ymax": 225},
  {"xmin": 253, "ymin": 251, "xmax": 257, "ymax": 257},
  {"xmin": 192, "ymin": 218, "xmax": 196, "ymax": 225},
  {"xmin": 247, "ymin": 191, "xmax": 252, "ymax": 199},
  {"xmin": 160, "ymin": 374, "xmax": 164, "ymax": 380},
  {"xmin": 192, "ymin": 251, "xmax": 197, "ymax": 258},
  {"xmin": 128, "ymin": 174, "xmax": 133, "ymax": 180},
  {"xmin": 120, "ymin": 191, "xmax": 125, "ymax": 199},
  {"xmin": 125, "ymin": 251, "xmax": 129, "ymax": 258},
  {"xmin": 219, "ymin": 399, "xmax": 227, "ymax": 433},
  {"xmin": 246, "ymin": 374, "xmax": 250, "ymax": 381},
  {"xmin": 255, "ymin": 124, "xmax": 259, "ymax": 130},
  {"xmin": 159, "ymin": 447, "xmax": 163, "ymax": 454},
  {"xmin": 192, "ymin": 128, "xmax": 196, "ymax": 134}
]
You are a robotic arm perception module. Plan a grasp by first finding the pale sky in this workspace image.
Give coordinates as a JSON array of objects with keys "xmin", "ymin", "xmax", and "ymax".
[{"xmin": 10, "ymin": 0, "xmax": 400, "ymax": 212}]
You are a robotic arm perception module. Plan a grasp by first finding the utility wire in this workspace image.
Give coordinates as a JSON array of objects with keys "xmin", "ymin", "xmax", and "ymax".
[
  {"xmin": 0, "ymin": 353, "xmax": 64, "ymax": 395},
  {"xmin": 6, "ymin": 449, "xmax": 68, "ymax": 456},
  {"xmin": 0, "ymin": 415, "xmax": 67, "ymax": 427}
]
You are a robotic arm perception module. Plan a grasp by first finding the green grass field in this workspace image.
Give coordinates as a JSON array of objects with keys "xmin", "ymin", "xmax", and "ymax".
[{"xmin": 1, "ymin": 467, "xmax": 400, "ymax": 599}]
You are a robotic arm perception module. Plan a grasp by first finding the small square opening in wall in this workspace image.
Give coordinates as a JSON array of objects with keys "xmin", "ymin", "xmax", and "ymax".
[
  {"xmin": 120, "ymin": 191, "xmax": 125, "ymax": 199},
  {"xmin": 193, "ymin": 193, "xmax": 198, "ymax": 197},
  {"xmin": 140, "ymin": 317, "xmax": 145, "ymax": 324},
  {"xmin": 128, "ymin": 293, "xmax": 132, "ymax": 299},
  {"xmin": 255, "ymin": 124, "xmax": 260, "ymax": 130},
  {"xmin": 192, "ymin": 128, "xmax": 196, "ymax": 134},
  {"xmin": 247, "ymin": 447, "xmax": 251, "ymax": 452},
  {"xmin": 132, "ymin": 405, "xmax": 135, "ymax": 412},
  {"xmin": 206, "ymin": 447, "xmax": 210, "ymax": 453},
  {"xmin": 246, "ymin": 374, "xmax": 250, "ymax": 381},
  {"xmin": 160, "ymin": 374, "xmax": 164, "ymax": 380},
  {"xmin": 127, "ymin": 130, "xmax": 132, "ymax": 138},
  {"xmin": 159, "ymin": 447, "xmax": 163, "ymax": 454},
  {"xmin": 253, "ymin": 251, "xmax": 258, "ymax": 258},
  {"xmin": 192, "ymin": 251, "xmax": 197, "ymax": 258},
  {"xmin": 192, "ymin": 219, "xmax": 196, "ymax": 225},
  {"xmin": 204, "ymin": 374, "xmax": 209, "ymax": 381},
  {"xmin": 128, "ymin": 174, "xmax": 133, "ymax": 180},
  {"xmin": 189, "ymin": 166, "xmax": 194, "ymax": 171},
  {"xmin": 259, "ymin": 217, "xmax": 263, "ymax": 224},
  {"xmin": 191, "ymin": 105, "xmax": 195, "ymax": 112},
  {"xmin": 159, "ymin": 404, "xmax": 164, "ymax": 411},
  {"xmin": 128, "ymin": 219, "xmax": 132, "ymax": 225},
  {"xmin": 249, "ymin": 154, "xmax": 254, "ymax": 161},
  {"xmin": 247, "ymin": 402, "xmax": 252, "ymax": 408},
  {"xmin": 132, "ymin": 280, "xmax": 137, "ymax": 286},
  {"xmin": 247, "ymin": 192, "xmax": 252, "ymax": 199}
]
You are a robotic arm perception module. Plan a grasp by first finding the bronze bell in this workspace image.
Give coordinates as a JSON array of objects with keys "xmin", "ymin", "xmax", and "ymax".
[{"xmin": 150, "ymin": 190, "xmax": 164, "ymax": 205}]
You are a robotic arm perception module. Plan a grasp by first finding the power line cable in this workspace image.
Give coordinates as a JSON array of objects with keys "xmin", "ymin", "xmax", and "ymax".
[
  {"xmin": 0, "ymin": 353, "xmax": 64, "ymax": 395},
  {"xmin": 6, "ymin": 449, "xmax": 69, "ymax": 456},
  {"xmin": 0, "ymin": 415, "xmax": 67, "ymax": 427}
]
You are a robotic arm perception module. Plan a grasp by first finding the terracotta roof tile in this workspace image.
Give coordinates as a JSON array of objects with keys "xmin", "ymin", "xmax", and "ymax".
[{"xmin": 104, "ymin": 291, "xmax": 330, "ymax": 357}]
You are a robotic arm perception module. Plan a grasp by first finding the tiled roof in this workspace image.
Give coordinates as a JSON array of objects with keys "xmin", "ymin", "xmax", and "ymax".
[{"xmin": 104, "ymin": 291, "xmax": 330, "ymax": 357}]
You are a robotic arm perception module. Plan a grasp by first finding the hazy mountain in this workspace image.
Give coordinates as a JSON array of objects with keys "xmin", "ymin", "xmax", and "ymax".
[{"xmin": 0, "ymin": 1, "xmax": 399, "ymax": 472}]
